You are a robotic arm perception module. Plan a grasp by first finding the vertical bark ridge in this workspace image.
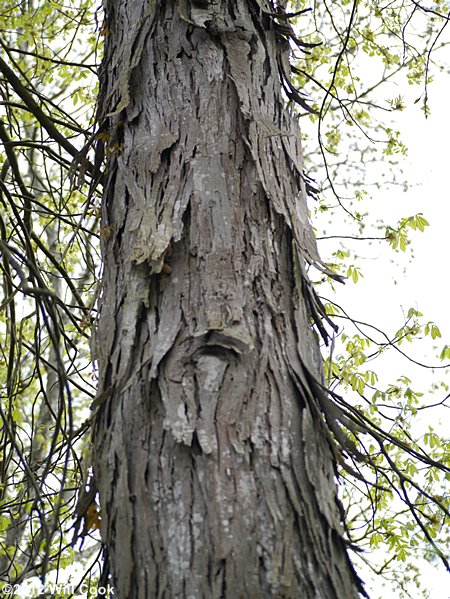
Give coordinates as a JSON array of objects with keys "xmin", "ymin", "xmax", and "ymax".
[{"xmin": 94, "ymin": 1, "xmax": 365, "ymax": 597}]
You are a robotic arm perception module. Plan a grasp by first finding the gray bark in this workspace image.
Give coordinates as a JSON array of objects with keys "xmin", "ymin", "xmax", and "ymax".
[{"xmin": 93, "ymin": 1, "xmax": 364, "ymax": 597}]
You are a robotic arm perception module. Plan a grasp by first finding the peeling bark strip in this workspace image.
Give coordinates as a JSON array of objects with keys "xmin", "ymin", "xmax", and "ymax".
[{"xmin": 94, "ymin": 1, "xmax": 363, "ymax": 597}]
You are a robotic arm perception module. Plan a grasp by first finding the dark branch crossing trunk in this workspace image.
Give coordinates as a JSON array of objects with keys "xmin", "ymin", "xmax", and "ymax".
[{"xmin": 93, "ymin": 1, "xmax": 364, "ymax": 597}]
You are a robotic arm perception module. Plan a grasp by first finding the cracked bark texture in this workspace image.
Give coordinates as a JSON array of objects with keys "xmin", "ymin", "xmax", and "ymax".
[{"xmin": 93, "ymin": 1, "xmax": 364, "ymax": 597}]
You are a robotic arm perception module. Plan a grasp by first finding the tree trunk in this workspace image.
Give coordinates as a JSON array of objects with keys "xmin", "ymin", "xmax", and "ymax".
[{"xmin": 93, "ymin": 1, "xmax": 363, "ymax": 597}]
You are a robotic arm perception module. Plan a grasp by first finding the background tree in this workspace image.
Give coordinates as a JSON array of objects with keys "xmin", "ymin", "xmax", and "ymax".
[
  {"xmin": 0, "ymin": 0, "xmax": 448, "ymax": 597},
  {"xmin": 0, "ymin": 0, "xmax": 101, "ymax": 585}
]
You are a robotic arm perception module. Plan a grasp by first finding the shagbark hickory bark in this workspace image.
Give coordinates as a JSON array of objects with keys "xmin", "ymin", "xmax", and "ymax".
[{"xmin": 93, "ymin": 1, "xmax": 364, "ymax": 597}]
